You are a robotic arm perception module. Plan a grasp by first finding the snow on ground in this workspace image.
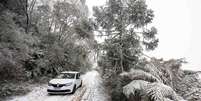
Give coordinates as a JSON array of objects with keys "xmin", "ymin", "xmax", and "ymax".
[
  {"xmin": 7, "ymin": 84, "xmax": 82, "ymax": 101},
  {"xmin": 6, "ymin": 70, "xmax": 110, "ymax": 101},
  {"xmin": 81, "ymin": 70, "xmax": 110, "ymax": 101}
]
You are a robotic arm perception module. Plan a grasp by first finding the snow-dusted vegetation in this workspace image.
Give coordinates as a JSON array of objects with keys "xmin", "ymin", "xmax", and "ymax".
[
  {"xmin": 0, "ymin": 0, "xmax": 201, "ymax": 101},
  {"xmin": 7, "ymin": 70, "xmax": 110, "ymax": 101},
  {"xmin": 94, "ymin": 0, "xmax": 201, "ymax": 101},
  {"xmin": 0, "ymin": 0, "xmax": 94, "ymax": 99}
]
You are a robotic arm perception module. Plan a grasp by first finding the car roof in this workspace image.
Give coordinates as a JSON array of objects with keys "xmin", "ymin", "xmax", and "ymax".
[{"xmin": 61, "ymin": 71, "xmax": 79, "ymax": 74}]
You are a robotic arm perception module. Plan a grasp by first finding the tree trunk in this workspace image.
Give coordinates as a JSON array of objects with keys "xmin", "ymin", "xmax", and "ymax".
[
  {"xmin": 120, "ymin": 46, "xmax": 124, "ymax": 72},
  {"xmin": 25, "ymin": 0, "xmax": 29, "ymax": 33}
]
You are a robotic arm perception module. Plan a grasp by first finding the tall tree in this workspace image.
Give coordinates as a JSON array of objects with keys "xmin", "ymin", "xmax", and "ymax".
[
  {"xmin": 94, "ymin": 0, "xmax": 158, "ymax": 73},
  {"xmin": 93, "ymin": 0, "xmax": 159, "ymax": 100}
]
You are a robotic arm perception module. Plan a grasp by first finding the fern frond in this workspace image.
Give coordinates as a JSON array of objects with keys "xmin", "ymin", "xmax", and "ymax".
[
  {"xmin": 164, "ymin": 98, "xmax": 174, "ymax": 101},
  {"xmin": 135, "ymin": 63, "xmax": 164, "ymax": 81},
  {"xmin": 121, "ymin": 69, "xmax": 162, "ymax": 82},
  {"xmin": 145, "ymin": 83, "xmax": 180, "ymax": 101},
  {"xmin": 123, "ymin": 80, "xmax": 149, "ymax": 98}
]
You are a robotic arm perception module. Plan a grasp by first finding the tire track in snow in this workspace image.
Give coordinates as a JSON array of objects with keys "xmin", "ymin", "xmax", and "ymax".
[
  {"xmin": 6, "ymin": 70, "xmax": 110, "ymax": 101},
  {"xmin": 7, "ymin": 84, "xmax": 84, "ymax": 101},
  {"xmin": 81, "ymin": 70, "xmax": 110, "ymax": 101}
]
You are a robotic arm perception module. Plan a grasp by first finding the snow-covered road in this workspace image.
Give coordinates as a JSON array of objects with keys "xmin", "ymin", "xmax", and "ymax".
[
  {"xmin": 7, "ymin": 71, "xmax": 110, "ymax": 101},
  {"xmin": 81, "ymin": 71, "xmax": 110, "ymax": 101}
]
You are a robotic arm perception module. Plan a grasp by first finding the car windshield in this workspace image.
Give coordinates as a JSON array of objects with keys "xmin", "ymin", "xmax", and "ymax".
[{"xmin": 56, "ymin": 73, "xmax": 75, "ymax": 79}]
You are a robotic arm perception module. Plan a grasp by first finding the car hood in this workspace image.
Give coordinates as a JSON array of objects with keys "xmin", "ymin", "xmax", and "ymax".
[{"xmin": 49, "ymin": 79, "xmax": 74, "ymax": 85}]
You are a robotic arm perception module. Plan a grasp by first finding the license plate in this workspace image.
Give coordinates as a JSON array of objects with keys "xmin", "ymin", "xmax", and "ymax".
[{"xmin": 54, "ymin": 87, "xmax": 61, "ymax": 90}]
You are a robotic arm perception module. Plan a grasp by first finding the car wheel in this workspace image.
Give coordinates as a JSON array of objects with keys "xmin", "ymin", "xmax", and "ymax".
[{"xmin": 71, "ymin": 85, "xmax": 76, "ymax": 94}]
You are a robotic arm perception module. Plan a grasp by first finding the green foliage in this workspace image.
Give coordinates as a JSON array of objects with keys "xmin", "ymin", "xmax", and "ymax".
[
  {"xmin": 27, "ymin": 0, "xmax": 93, "ymax": 78},
  {"xmin": 121, "ymin": 58, "xmax": 189, "ymax": 101},
  {"xmin": 121, "ymin": 69, "xmax": 162, "ymax": 83},
  {"xmin": 0, "ymin": 0, "xmax": 94, "ymax": 100},
  {"xmin": 0, "ymin": 81, "xmax": 30, "ymax": 98},
  {"xmin": 74, "ymin": 19, "xmax": 94, "ymax": 39},
  {"xmin": 176, "ymin": 73, "xmax": 201, "ymax": 101},
  {"xmin": 0, "ymin": 0, "xmax": 93, "ymax": 80},
  {"xmin": 95, "ymin": 0, "xmax": 159, "ymax": 100},
  {"xmin": 0, "ymin": 10, "xmax": 30, "ymax": 80},
  {"xmin": 94, "ymin": 0, "xmax": 158, "ymax": 73},
  {"xmin": 123, "ymin": 80, "xmax": 149, "ymax": 98},
  {"xmin": 145, "ymin": 83, "xmax": 179, "ymax": 101}
]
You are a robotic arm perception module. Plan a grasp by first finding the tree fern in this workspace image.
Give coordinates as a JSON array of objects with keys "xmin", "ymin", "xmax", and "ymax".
[
  {"xmin": 123, "ymin": 81, "xmax": 182, "ymax": 101},
  {"xmin": 121, "ymin": 69, "xmax": 162, "ymax": 82},
  {"xmin": 145, "ymin": 83, "xmax": 180, "ymax": 101},
  {"xmin": 123, "ymin": 80, "xmax": 149, "ymax": 98},
  {"xmin": 121, "ymin": 59, "xmax": 187, "ymax": 101},
  {"xmin": 135, "ymin": 64, "xmax": 161, "ymax": 79}
]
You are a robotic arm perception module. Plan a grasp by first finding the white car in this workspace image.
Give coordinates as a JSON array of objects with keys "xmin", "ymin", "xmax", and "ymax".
[{"xmin": 47, "ymin": 71, "xmax": 82, "ymax": 94}]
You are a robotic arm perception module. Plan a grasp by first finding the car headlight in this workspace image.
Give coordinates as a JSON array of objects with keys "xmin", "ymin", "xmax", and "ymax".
[{"xmin": 64, "ymin": 82, "xmax": 73, "ymax": 86}]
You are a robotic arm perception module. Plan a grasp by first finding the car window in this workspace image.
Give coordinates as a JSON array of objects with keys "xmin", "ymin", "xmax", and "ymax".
[
  {"xmin": 76, "ymin": 73, "xmax": 80, "ymax": 79},
  {"xmin": 57, "ymin": 73, "xmax": 75, "ymax": 79}
]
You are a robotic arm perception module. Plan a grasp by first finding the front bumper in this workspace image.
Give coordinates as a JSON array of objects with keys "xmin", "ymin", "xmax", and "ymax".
[
  {"xmin": 47, "ymin": 89, "xmax": 71, "ymax": 94},
  {"xmin": 47, "ymin": 85, "xmax": 73, "ymax": 94}
]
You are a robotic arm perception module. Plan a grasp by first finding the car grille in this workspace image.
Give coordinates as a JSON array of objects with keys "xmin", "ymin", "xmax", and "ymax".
[
  {"xmin": 47, "ymin": 89, "xmax": 71, "ymax": 92},
  {"xmin": 51, "ymin": 84, "xmax": 65, "ymax": 87}
]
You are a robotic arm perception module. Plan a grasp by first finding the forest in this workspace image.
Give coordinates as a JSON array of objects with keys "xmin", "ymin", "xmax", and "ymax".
[
  {"xmin": 0, "ymin": 0, "xmax": 201, "ymax": 101},
  {"xmin": 0, "ymin": 0, "xmax": 94, "ymax": 99}
]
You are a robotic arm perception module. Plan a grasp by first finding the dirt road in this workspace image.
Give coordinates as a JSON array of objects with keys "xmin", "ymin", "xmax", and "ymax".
[{"xmin": 7, "ymin": 71, "xmax": 110, "ymax": 101}]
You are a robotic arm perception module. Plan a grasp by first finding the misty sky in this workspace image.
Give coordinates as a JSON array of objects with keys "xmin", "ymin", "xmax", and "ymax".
[{"xmin": 86, "ymin": 0, "xmax": 201, "ymax": 71}]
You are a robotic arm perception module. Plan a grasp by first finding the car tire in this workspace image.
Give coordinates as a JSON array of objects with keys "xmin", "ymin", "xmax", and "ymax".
[
  {"xmin": 48, "ymin": 93, "xmax": 52, "ymax": 96},
  {"xmin": 79, "ymin": 81, "xmax": 82, "ymax": 87},
  {"xmin": 71, "ymin": 85, "xmax": 76, "ymax": 94}
]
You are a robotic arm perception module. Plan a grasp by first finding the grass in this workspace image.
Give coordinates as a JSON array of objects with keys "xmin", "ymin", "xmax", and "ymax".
[
  {"xmin": 0, "ymin": 81, "xmax": 30, "ymax": 100},
  {"xmin": 0, "ymin": 76, "xmax": 50, "ymax": 101}
]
